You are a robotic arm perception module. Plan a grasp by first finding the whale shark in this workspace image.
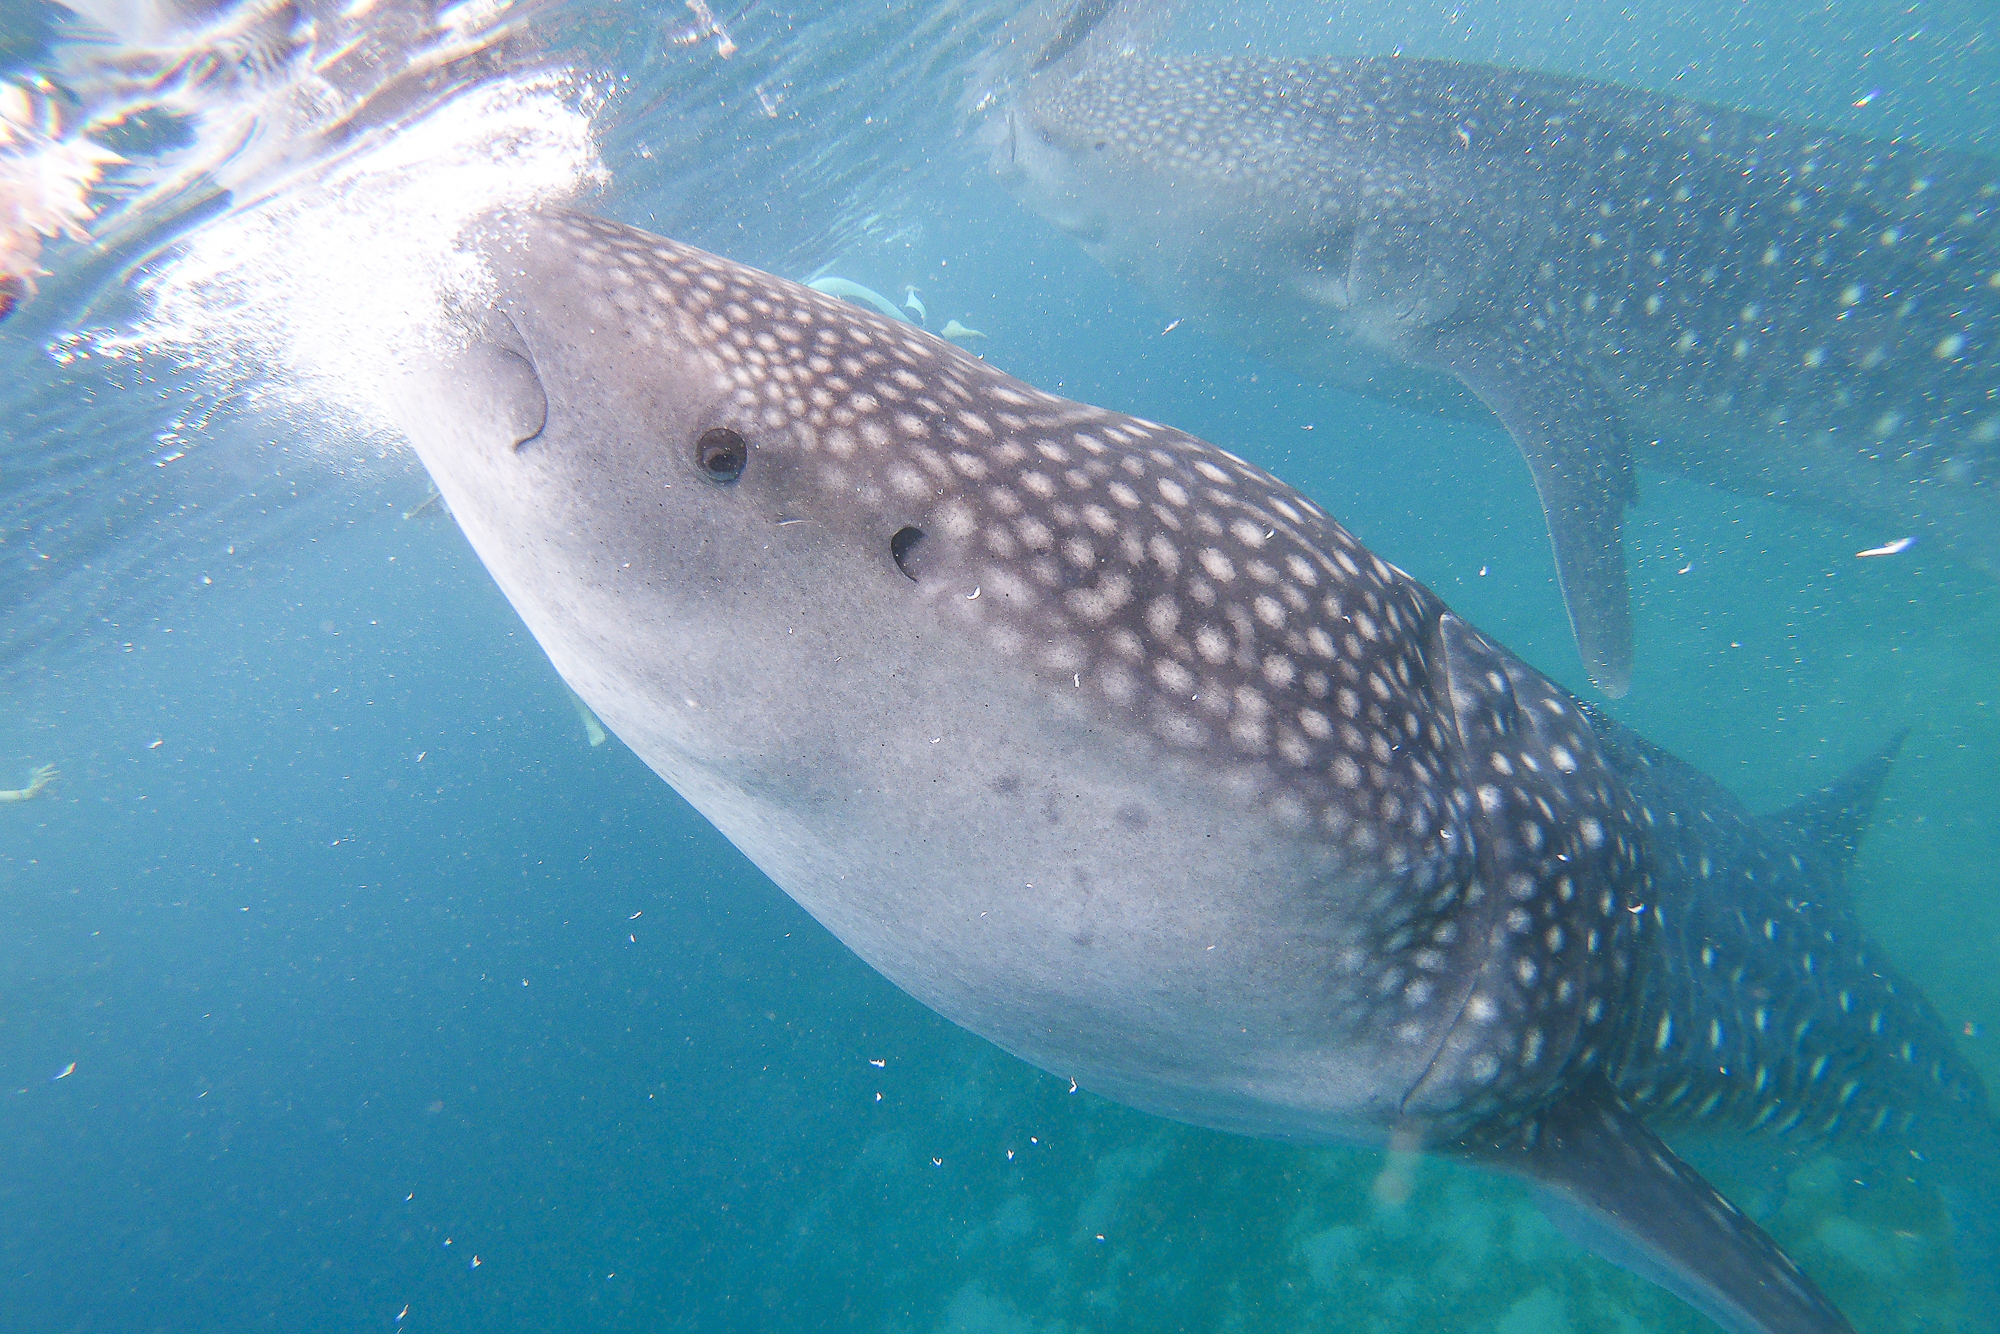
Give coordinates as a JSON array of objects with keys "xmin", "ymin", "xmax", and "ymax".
[
  {"xmin": 998, "ymin": 52, "xmax": 2000, "ymax": 696},
  {"xmin": 391, "ymin": 209, "xmax": 1997, "ymax": 1334}
]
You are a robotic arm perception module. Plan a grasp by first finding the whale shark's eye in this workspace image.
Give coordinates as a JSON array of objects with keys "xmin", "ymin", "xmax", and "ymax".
[
  {"xmin": 695, "ymin": 428, "xmax": 747, "ymax": 483},
  {"xmin": 890, "ymin": 526, "xmax": 926, "ymax": 581}
]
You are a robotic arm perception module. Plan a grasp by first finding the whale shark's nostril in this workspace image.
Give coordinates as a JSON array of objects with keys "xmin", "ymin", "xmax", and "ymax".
[{"xmin": 890, "ymin": 526, "xmax": 926, "ymax": 581}]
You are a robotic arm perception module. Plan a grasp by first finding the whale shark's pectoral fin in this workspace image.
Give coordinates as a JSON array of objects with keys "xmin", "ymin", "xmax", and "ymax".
[
  {"xmin": 1418, "ymin": 322, "xmax": 1637, "ymax": 697},
  {"xmin": 1461, "ymin": 1078, "xmax": 1854, "ymax": 1334}
]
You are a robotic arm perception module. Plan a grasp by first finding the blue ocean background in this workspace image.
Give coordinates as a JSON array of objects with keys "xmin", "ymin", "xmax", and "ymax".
[{"xmin": 1, "ymin": 0, "xmax": 1996, "ymax": 1330}]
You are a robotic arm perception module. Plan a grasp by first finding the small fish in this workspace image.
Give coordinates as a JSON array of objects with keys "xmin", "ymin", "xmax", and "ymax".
[
  {"xmin": 807, "ymin": 276, "xmax": 909, "ymax": 323},
  {"xmin": 1856, "ymin": 536, "xmax": 1915, "ymax": 557},
  {"xmin": 53, "ymin": 1062, "xmax": 75, "ymax": 1080}
]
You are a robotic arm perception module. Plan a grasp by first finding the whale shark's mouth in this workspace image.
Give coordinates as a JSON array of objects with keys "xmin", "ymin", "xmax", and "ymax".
[{"xmin": 473, "ymin": 309, "xmax": 550, "ymax": 452}]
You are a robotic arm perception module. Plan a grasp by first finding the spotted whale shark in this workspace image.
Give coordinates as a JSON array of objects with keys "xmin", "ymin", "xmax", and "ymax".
[
  {"xmin": 999, "ymin": 52, "xmax": 2000, "ymax": 695},
  {"xmin": 391, "ymin": 210, "xmax": 1997, "ymax": 1334}
]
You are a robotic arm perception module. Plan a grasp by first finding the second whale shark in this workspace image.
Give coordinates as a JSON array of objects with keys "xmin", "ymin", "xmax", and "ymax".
[
  {"xmin": 392, "ymin": 210, "xmax": 1996, "ymax": 1334},
  {"xmin": 1000, "ymin": 52, "xmax": 2000, "ymax": 695}
]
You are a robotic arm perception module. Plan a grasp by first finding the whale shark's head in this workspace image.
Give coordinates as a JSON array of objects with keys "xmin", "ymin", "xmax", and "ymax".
[
  {"xmin": 998, "ymin": 53, "xmax": 1539, "ymax": 350},
  {"xmin": 400, "ymin": 209, "xmax": 1038, "ymax": 788}
]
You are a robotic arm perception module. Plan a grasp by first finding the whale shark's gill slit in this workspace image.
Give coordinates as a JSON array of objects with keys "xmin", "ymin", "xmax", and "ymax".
[{"xmin": 891, "ymin": 526, "xmax": 926, "ymax": 581}]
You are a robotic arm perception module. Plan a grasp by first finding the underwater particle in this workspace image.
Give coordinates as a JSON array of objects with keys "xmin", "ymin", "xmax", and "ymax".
[{"xmin": 52, "ymin": 1062, "xmax": 75, "ymax": 1079}]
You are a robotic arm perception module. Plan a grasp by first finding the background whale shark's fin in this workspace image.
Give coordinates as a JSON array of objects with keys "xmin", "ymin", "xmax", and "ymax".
[
  {"xmin": 1015, "ymin": 0, "xmax": 1169, "ymax": 77},
  {"xmin": 1418, "ymin": 321, "xmax": 1637, "ymax": 697},
  {"xmin": 1764, "ymin": 730, "xmax": 1907, "ymax": 880},
  {"xmin": 1462, "ymin": 1076, "xmax": 1855, "ymax": 1334}
]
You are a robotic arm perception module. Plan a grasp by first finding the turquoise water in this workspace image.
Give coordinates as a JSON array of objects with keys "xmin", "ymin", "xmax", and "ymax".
[{"xmin": 2, "ymin": 1, "xmax": 1997, "ymax": 1331}]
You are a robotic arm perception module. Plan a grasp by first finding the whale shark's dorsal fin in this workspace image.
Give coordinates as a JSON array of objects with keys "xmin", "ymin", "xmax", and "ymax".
[
  {"xmin": 1464, "ymin": 1077, "xmax": 1857, "ymax": 1334},
  {"xmin": 1766, "ymin": 730, "xmax": 1908, "ymax": 880}
]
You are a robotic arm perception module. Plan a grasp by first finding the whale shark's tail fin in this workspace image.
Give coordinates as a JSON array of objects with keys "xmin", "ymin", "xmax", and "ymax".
[{"xmin": 1464, "ymin": 1076, "xmax": 1856, "ymax": 1334}]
